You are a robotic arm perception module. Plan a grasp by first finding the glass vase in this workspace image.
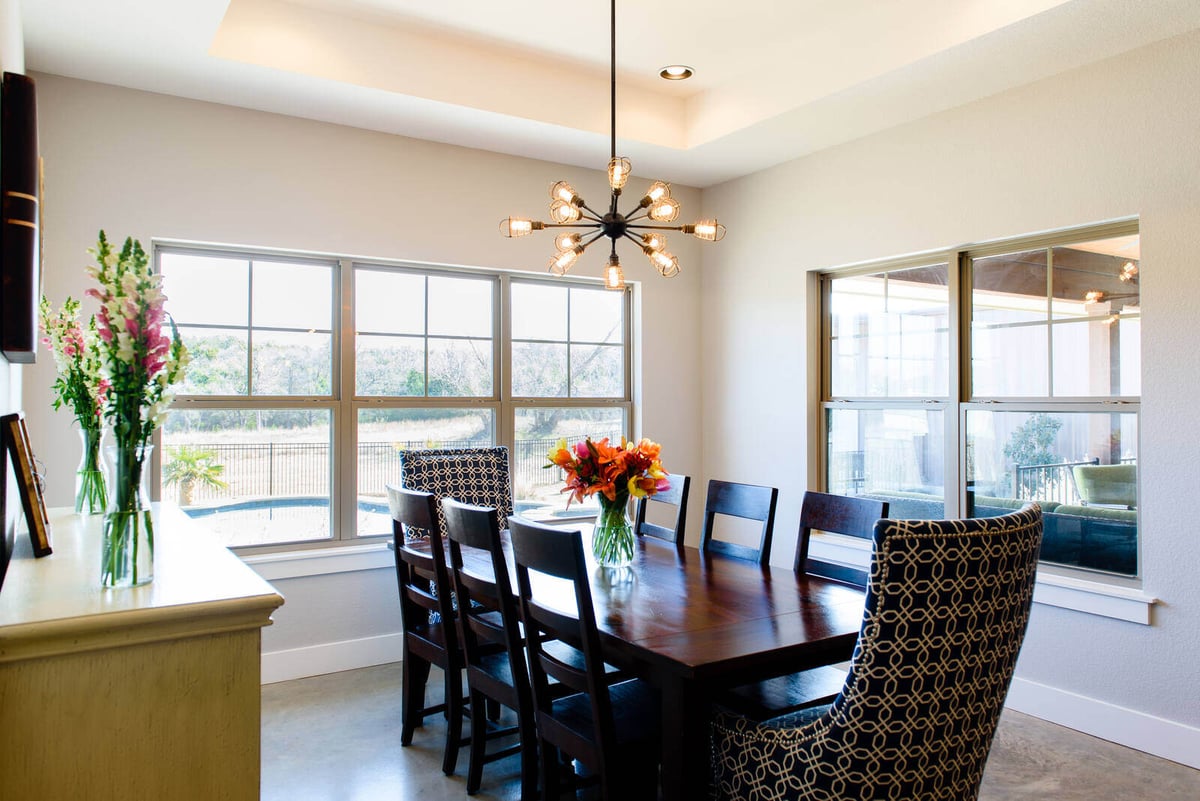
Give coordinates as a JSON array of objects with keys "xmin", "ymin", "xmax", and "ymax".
[
  {"xmin": 102, "ymin": 443, "xmax": 155, "ymax": 588},
  {"xmin": 592, "ymin": 495, "xmax": 635, "ymax": 569},
  {"xmin": 75, "ymin": 425, "xmax": 108, "ymax": 515}
]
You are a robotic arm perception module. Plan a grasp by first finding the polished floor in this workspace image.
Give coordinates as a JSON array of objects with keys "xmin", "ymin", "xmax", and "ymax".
[{"xmin": 261, "ymin": 663, "xmax": 1200, "ymax": 801}]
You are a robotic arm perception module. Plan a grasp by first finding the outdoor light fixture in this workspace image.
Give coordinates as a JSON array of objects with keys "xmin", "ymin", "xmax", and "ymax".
[{"xmin": 499, "ymin": 0, "xmax": 724, "ymax": 290}]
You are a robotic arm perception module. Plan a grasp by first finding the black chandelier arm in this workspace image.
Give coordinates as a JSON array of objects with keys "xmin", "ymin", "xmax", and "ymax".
[
  {"xmin": 539, "ymin": 221, "xmax": 605, "ymax": 230},
  {"xmin": 575, "ymin": 202, "xmax": 607, "ymax": 223},
  {"xmin": 625, "ymin": 222, "xmax": 687, "ymax": 232},
  {"xmin": 582, "ymin": 230, "xmax": 609, "ymax": 250}
]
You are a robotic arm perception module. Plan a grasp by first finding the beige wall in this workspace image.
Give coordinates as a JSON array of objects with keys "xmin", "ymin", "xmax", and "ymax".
[
  {"xmin": 701, "ymin": 28, "xmax": 1200, "ymax": 737},
  {"xmin": 30, "ymin": 73, "xmax": 703, "ymax": 659}
]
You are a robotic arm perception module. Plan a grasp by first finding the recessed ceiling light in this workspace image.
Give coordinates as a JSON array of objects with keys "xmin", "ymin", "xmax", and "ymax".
[{"xmin": 659, "ymin": 65, "xmax": 693, "ymax": 80}]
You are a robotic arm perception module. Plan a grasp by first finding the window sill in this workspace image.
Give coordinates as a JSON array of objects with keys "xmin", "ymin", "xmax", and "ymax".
[
  {"xmin": 807, "ymin": 533, "xmax": 1156, "ymax": 625},
  {"xmin": 242, "ymin": 542, "xmax": 394, "ymax": 581}
]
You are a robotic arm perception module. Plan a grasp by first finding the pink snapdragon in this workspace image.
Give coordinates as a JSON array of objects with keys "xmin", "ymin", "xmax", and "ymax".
[{"xmin": 86, "ymin": 230, "xmax": 189, "ymax": 450}]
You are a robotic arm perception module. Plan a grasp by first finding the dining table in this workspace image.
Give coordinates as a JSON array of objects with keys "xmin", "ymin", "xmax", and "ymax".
[{"xmin": 412, "ymin": 523, "xmax": 868, "ymax": 801}]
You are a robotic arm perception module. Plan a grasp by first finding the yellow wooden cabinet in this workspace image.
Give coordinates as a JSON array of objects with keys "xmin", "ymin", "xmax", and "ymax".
[{"xmin": 1, "ymin": 505, "xmax": 284, "ymax": 800}]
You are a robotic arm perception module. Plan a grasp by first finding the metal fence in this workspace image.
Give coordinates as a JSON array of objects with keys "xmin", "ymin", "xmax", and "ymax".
[
  {"xmin": 167, "ymin": 432, "xmax": 621, "ymax": 505},
  {"xmin": 1012, "ymin": 456, "xmax": 1136, "ymax": 506}
]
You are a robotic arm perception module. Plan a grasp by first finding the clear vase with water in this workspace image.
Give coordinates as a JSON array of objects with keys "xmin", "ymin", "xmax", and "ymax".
[
  {"xmin": 101, "ymin": 443, "xmax": 155, "ymax": 588},
  {"xmin": 592, "ymin": 494, "xmax": 635, "ymax": 569},
  {"xmin": 75, "ymin": 425, "xmax": 108, "ymax": 515}
]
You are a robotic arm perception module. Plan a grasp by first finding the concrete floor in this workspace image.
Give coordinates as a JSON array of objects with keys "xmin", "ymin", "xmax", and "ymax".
[{"xmin": 261, "ymin": 663, "xmax": 1200, "ymax": 801}]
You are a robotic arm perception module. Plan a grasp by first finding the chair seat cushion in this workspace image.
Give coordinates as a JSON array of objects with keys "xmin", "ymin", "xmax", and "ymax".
[
  {"xmin": 719, "ymin": 665, "xmax": 847, "ymax": 721},
  {"xmin": 543, "ymin": 679, "xmax": 660, "ymax": 751}
]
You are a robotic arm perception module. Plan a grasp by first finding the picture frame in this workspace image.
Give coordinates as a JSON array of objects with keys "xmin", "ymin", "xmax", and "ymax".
[
  {"xmin": 1, "ymin": 71, "xmax": 41, "ymax": 362},
  {"xmin": 2, "ymin": 412, "xmax": 52, "ymax": 557}
]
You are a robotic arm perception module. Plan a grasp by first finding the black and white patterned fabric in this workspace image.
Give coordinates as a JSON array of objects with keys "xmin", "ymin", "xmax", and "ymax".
[
  {"xmin": 399, "ymin": 446, "xmax": 513, "ymax": 533},
  {"xmin": 711, "ymin": 504, "xmax": 1043, "ymax": 801}
]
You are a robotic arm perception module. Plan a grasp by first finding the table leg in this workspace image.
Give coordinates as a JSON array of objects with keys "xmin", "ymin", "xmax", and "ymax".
[{"xmin": 659, "ymin": 676, "xmax": 712, "ymax": 801}]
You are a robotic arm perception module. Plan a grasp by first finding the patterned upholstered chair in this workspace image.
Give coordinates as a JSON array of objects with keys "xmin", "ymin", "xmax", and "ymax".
[
  {"xmin": 711, "ymin": 504, "xmax": 1043, "ymax": 801},
  {"xmin": 399, "ymin": 446, "xmax": 513, "ymax": 531}
]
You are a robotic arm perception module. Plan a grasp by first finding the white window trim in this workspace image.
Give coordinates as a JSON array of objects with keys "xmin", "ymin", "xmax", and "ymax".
[
  {"xmin": 807, "ymin": 532, "xmax": 1156, "ymax": 624},
  {"xmin": 155, "ymin": 241, "xmax": 635, "ymax": 553}
]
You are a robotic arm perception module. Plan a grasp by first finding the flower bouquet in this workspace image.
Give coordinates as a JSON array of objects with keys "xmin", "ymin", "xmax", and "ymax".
[
  {"xmin": 86, "ymin": 231, "xmax": 188, "ymax": 587},
  {"xmin": 39, "ymin": 296, "xmax": 110, "ymax": 514},
  {"xmin": 547, "ymin": 436, "xmax": 670, "ymax": 568}
]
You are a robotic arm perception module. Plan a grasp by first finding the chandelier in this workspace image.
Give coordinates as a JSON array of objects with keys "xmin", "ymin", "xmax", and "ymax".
[{"xmin": 499, "ymin": 0, "xmax": 725, "ymax": 290}]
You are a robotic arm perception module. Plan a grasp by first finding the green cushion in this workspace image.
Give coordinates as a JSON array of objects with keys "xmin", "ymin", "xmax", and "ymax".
[
  {"xmin": 975, "ymin": 495, "xmax": 1061, "ymax": 513},
  {"xmin": 1053, "ymin": 504, "xmax": 1138, "ymax": 523},
  {"xmin": 1072, "ymin": 464, "xmax": 1136, "ymax": 508}
]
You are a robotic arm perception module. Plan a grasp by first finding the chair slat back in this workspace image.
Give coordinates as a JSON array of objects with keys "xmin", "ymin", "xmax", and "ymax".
[
  {"xmin": 510, "ymin": 518, "xmax": 617, "ymax": 744},
  {"xmin": 386, "ymin": 485, "xmax": 456, "ymax": 635},
  {"xmin": 793, "ymin": 491, "xmax": 889, "ymax": 587},
  {"xmin": 700, "ymin": 479, "xmax": 779, "ymax": 566},
  {"xmin": 634, "ymin": 473, "xmax": 691, "ymax": 545},
  {"xmin": 441, "ymin": 499, "xmax": 526, "ymax": 678}
]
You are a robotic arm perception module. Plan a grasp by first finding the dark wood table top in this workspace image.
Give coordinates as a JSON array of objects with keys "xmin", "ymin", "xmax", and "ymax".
[{"xmin": 407, "ymin": 526, "xmax": 865, "ymax": 683}]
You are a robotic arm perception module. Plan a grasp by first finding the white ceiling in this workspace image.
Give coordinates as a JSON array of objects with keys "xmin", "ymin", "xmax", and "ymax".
[{"xmin": 20, "ymin": 0, "xmax": 1200, "ymax": 187}]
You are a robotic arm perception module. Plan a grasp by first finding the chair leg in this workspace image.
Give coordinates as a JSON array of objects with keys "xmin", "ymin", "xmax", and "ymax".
[
  {"xmin": 539, "ymin": 741, "xmax": 562, "ymax": 801},
  {"xmin": 466, "ymin": 690, "xmax": 488, "ymax": 795},
  {"xmin": 442, "ymin": 666, "xmax": 465, "ymax": 775},
  {"xmin": 485, "ymin": 696, "xmax": 501, "ymax": 722},
  {"xmin": 518, "ymin": 712, "xmax": 539, "ymax": 801},
  {"xmin": 401, "ymin": 652, "xmax": 431, "ymax": 746}
]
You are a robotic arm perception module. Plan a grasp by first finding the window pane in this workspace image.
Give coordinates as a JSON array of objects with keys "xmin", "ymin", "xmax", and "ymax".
[
  {"xmin": 1048, "ymin": 239, "xmax": 1140, "ymax": 397},
  {"xmin": 972, "ymin": 324, "xmax": 1048, "ymax": 396},
  {"xmin": 428, "ymin": 275, "xmax": 492, "ymax": 338},
  {"xmin": 570, "ymin": 287, "xmax": 623, "ymax": 343},
  {"xmin": 966, "ymin": 409, "xmax": 1137, "ymax": 576},
  {"xmin": 972, "ymin": 249, "xmax": 1050, "ymax": 397},
  {"xmin": 513, "ymin": 407, "xmax": 626, "ymax": 517},
  {"xmin": 356, "ymin": 407, "xmax": 495, "ymax": 537},
  {"xmin": 356, "ymin": 335, "xmax": 424, "ymax": 396},
  {"xmin": 511, "ymin": 282, "xmax": 567, "ymax": 341},
  {"xmin": 252, "ymin": 331, "xmax": 332, "ymax": 396},
  {"xmin": 428, "ymin": 338, "xmax": 493, "ymax": 397},
  {"xmin": 161, "ymin": 253, "xmax": 248, "ymax": 326},
  {"xmin": 826, "ymin": 407, "xmax": 945, "ymax": 518},
  {"xmin": 252, "ymin": 262, "xmax": 333, "ymax": 330},
  {"xmin": 1118, "ymin": 317, "xmax": 1141, "ymax": 395},
  {"xmin": 177, "ymin": 327, "xmax": 248, "ymax": 395},
  {"xmin": 512, "ymin": 342, "xmax": 567, "ymax": 397},
  {"xmin": 355, "ymin": 269, "xmax": 424, "ymax": 335},
  {"xmin": 163, "ymin": 408, "xmax": 333, "ymax": 547},
  {"xmin": 829, "ymin": 265, "xmax": 949, "ymax": 398},
  {"xmin": 569, "ymin": 344, "xmax": 622, "ymax": 397}
]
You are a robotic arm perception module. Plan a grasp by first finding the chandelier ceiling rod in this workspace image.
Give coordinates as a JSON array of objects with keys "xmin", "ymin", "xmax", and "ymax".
[{"xmin": 610, "ymin": 0, "xmax": 617, "ymax": 165}]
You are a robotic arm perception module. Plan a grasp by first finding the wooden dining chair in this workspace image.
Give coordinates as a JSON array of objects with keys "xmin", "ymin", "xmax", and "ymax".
[
  {"xmin": 633, "ymin": 472, "xmax": 691, "ymax": 545},
  {"xmin": 719, "ymin": 491, "xmax": 889, "ymax": 720},
  {"xmin": 441, "ymin": 498, "xmax": 538, "ymax": 800},
  {"xmin": 712, "ymin": 505, "xmax": 1044, "ymax": 801},
  {"xmin": 386, "ymin": 485, "xmax": 466, "ymax": 776},
  {"xmin": 509, "ymin": 518, "xmax": 661, "ymax": 801},
  {"xmin": 794, "ymin": 491, "xmax": 891, "ymax": 586},
  {"xmin": 699, "ymin": 479, "xmax": 779, "ymax": 565}
]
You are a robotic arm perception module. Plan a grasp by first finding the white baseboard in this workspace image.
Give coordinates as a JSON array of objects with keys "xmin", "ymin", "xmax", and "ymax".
[
  {"xmin": 261, "ymin": 633, "xmax": 404, "ymax": 684},
  {"xmin": 260, "ymin": 639, "xmax": 1200, "ymax": 770},
  {"xmin": 1006, "ymin": 677, "xmax": 1200, "ymax": 769}
]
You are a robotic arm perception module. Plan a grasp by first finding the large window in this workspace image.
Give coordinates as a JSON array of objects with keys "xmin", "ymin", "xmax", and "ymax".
[
  {"xmin": 158, "ymin": 246, "xmax": 631, "ymax": 549},
  {"xmin": 821, "ymin": 221, "xmax": 1140, "ymax": 577}
]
